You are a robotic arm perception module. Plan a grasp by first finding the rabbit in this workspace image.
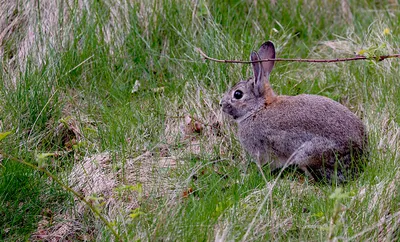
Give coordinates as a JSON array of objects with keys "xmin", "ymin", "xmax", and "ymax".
[{"xmin": 220, "ymin": 41, "xmax": 368, "ymax": 183}]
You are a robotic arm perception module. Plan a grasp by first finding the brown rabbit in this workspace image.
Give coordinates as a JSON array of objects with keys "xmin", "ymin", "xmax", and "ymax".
[{"xmin": 220, "ymin": 41, "xmax": 368, "ymax": 183}]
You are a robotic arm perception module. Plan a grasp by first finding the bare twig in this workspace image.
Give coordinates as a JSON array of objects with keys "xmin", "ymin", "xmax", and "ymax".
[{"xmin": 195, "ymin": 47, "xmax": 400, "ymax": 64}]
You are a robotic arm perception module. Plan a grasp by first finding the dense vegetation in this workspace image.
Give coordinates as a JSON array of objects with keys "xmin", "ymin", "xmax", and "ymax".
[{"xmin": 1, "ymin": 0, "xmax": 400, "ymax": 240}]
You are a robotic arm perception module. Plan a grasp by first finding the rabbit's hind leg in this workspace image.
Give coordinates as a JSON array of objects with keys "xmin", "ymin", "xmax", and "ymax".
[{"xmin": 285, "ymin": 137, "xmax": 342, "ymax": 183}]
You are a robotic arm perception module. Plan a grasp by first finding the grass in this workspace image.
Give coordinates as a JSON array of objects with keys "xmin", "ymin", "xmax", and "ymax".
[{"xmin": 1, "ymin": 0, "xmax": 400, "ymax": 240}]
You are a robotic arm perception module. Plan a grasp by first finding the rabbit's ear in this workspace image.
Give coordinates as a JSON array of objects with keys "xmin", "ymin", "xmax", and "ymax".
[
  {"xmin": 251, "ymin": 42, "xmax": 277, "ymax": 103},
  {"xmin": 250, "ymin": 51, "xmax": 264, "ymax": 97},
  {"xmin": 257, "ymin": 41, "xmax": 275, "ymax": 75}
]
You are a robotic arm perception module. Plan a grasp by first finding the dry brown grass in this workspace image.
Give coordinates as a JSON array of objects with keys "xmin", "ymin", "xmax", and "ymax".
[{"xmin": 0, "ymin": 0, "xmax": 136, "ymax": 81}]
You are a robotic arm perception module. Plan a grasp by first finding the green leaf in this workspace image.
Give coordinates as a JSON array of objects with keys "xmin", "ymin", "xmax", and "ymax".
[
  {"xmin": 36, "ymin": 152, "xmax": 55, "ymax": 168},
  {"xmin": 198, "ymin": 0, "xmax": 209, "ymax": 17},
  {"xmin": 0, "ymin": 131, "xmax": 12, "ymax": 142},
  {"xmin": 312, "ymin": 211, "xmax": 325, "ymax": 218},
  {"xmin": 129, "ymin": 208, "xmax": 144, "ymax": 219},
  {"xmin": 329, "ymin": 188, "xmax": 351, "ymax": 200},
  {"xmin": 59, "ymin": 116, "xmax": 72, "ymax": 127},
  {"xmin": 87, "ymin": 196, "xmax": 105, "ymax": 202},
  {"xmin": 115, "ymin": 183, "xmax": 143, "ymax": 193},
  {"xmin": 130, "ymin": 183, "xmax": 143, "ymax": 193},
  {"xmin": 36, "ymin": 153, "xmax": 55, "ymax": 160}
]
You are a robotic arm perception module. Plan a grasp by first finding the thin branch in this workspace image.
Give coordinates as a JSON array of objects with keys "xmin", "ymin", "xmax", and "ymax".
[{"xmin": 195, "ymin": 47, "xmax": 400, "ymax": 64}]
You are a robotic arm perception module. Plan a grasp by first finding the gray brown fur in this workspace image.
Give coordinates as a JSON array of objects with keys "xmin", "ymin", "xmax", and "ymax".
[{"xmin": 220, "ymin": 41, "xmax": 368, "ymax": 183}]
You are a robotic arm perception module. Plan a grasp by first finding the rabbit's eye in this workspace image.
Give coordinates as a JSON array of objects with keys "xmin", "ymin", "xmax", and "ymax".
[{"xmin": 233, "ymin": 90, "xmax": 243, "ymax": 99}]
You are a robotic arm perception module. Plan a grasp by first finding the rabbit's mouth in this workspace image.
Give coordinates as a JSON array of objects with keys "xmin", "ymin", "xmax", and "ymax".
[
  {"xmin": 221, "ymin": 102, "xmax": 241, "ymax": 120},
  {"xmin": 220, "ymin": 102, "xmax": 233, "ymax": 115},
  {"xmin": 221, "ymin": 100, "xmax": 265, "ymax": 123}
]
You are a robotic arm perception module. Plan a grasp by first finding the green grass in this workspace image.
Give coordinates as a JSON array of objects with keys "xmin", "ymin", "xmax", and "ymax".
[
  {"xmin": 1, "ymin": 0, "xmax": 400, "ymax": 240},
  {"xmin": 0, "ymin": 161, "xmax": 70, "ymax": 240}
]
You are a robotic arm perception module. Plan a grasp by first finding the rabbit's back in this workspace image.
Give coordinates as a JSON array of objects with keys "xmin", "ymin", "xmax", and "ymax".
[
  {"xmin": 237, "ymin": 94, "xmax": 366, "ymax": 168},
  {"xmin": 256, "ymin": 94, "xmax": 364, "ymax": 142}
]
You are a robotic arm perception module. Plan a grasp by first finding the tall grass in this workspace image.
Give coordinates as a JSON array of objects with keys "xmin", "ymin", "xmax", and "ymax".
[{"xmin": 1, "ymin": 0, "xmax": 400, "ymax": 240}]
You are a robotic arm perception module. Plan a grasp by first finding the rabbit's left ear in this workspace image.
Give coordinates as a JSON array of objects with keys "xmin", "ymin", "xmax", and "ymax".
[
  {"xmin": 250, "ymin": 51, "xmax": 264, "ymax": 97},
  {"xmin": 251, "ymin": 41, "xmax": 277, "ymax": 103}
]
